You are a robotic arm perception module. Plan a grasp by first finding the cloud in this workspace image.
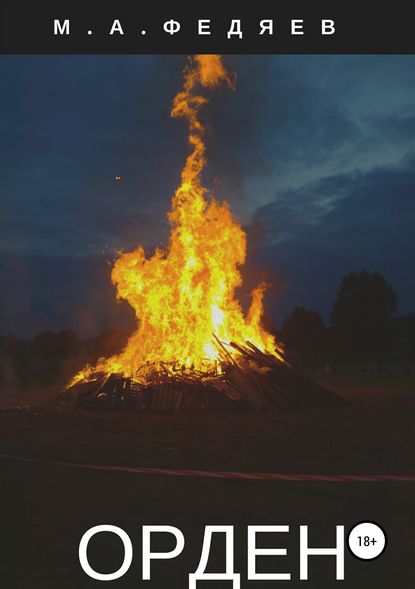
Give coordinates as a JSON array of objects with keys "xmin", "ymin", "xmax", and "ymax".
[
  {"xmin": 1, "ymin": 55, "xmax": 415, "ymax": 334},
  {"xmin": 249, "ymin": 162, "xmax": 415, "ymax": 322},
  {"xmin": 0, "ymin": 252, "xmax": 135, "ymax": 338},
  {"xmin": 0, "ymin": 55, "xmax": 186, "ymax": 256}
]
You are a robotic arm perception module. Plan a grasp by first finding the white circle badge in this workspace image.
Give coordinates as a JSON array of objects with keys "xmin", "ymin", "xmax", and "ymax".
[{"xmin": 347, "ymin": 521, "xmax": 387, "ymax": 560}]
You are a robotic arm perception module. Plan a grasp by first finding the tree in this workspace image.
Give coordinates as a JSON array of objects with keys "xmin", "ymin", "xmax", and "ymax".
[
  {"xmin": 281, "ymin": 307, "xmax": 327, "ymax": 358},
  {"xmin": 32, "ymin": 331, "xmax": 57, "ymax": 358},
  {"xmin": 330, "ymin": 270, "xmax": 398, "ymax": 361},
  {"xmin": 55, "ymin": 330, "xmax": 81, "ymax": 357}
]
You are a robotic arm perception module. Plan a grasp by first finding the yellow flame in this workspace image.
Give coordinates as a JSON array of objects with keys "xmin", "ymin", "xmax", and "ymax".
[{"xmin": 74, "ymin": 55, "xmax": 280, "ymax": 384}]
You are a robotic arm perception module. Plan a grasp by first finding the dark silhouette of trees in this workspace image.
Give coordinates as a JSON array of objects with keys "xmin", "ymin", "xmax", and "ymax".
[
  {"xmin": 32, "ymin": 330, "xmax": 81, "ymax": 358},
  {"xmin": 394, "ymin": 314, "xmax": 415, "ymax": 361},
  {"xmin": 330, "ymin": 270, "xmax": 398, "ymax": 361},
  {"xmin": 281, "ymin": 307, "xmax": 327, "ymax": 358},
  {"xmin": 55, "ymin": 330, "xmax": 82, "ymax": 357},
  {"xmin": 0, "ymin": 327, "xmax": 132, "ymax": 389},
  {"xmin": 406, "ymin": 316, "xmax": 415, "ymax": 360}
]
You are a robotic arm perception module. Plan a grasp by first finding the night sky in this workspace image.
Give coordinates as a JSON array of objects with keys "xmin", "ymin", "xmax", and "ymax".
[{"xmin": 1, "ymin": 55, "xmax": 414, "ymax": 337}]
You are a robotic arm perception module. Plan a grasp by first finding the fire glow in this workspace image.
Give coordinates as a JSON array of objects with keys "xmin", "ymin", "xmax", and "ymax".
[{"xmin": 74, "ymin": 55, "xmax": 282, "ymax": 386}]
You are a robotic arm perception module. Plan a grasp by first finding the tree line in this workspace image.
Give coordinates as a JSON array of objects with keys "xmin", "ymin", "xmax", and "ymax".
[
  {"xmin": 0, "ymin": 328, "xmax": 130, "ymax": 387},
  {"xmin": 281, "ymin": 270, "xmax": 414, "ymax": 363},
  {"xmin": 0, "ymin": 269, "xmax": 413, "ymax": 389}
]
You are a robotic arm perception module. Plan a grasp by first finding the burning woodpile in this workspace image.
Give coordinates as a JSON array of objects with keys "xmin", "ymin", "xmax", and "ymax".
[
  {"xmin": 65, "ymin": 338, "xmax": 345, "ymax": 412},
  {"xmin": 65, "ymin": 55, "xmax": 346, "ymax": 413}
]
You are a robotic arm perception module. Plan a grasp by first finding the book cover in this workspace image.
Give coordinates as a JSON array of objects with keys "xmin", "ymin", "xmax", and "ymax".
[{"xmin": 0, "ymin": 4, "xmax": 413, "ymax": 588}]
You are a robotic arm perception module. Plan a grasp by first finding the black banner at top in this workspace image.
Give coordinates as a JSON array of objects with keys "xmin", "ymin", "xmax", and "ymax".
[{"xmin": 0, "ymin": 3, "xmax": 414, "ymax": 54}]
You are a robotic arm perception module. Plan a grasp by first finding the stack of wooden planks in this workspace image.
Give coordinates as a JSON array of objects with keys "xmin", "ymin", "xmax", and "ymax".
[{"xmin": 62, "ymin": 338, "xmax": 347, "ymax": 412}]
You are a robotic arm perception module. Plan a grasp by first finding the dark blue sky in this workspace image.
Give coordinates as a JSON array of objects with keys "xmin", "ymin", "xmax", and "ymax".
[{"xmin": 1, "ymin": 55, "xmax": 414, "ymax": 337}]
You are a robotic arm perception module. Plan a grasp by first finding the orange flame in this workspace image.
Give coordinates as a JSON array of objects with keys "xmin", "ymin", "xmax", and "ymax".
[{"xmin": 74, "ymin": 55, "xmax": 280, "ymax": 384}]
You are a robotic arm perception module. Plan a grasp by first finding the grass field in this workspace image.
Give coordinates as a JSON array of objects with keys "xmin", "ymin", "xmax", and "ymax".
[{"xmin": 0, "ymin": 377, "xmax": 414, "ymax": 588}]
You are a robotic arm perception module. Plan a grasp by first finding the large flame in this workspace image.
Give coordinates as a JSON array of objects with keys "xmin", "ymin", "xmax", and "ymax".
[{"xmin": 75, "ymin": 55, "xmax": 280, "ymax": 384}]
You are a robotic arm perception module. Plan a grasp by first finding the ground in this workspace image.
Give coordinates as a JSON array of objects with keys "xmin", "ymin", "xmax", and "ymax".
[{"xmin": 0, "ymin": 377, "xmax": 414, "ymax": 588}]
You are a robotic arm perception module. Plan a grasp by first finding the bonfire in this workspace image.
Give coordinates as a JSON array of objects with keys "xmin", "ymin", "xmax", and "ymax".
[{"xmin": 66, "ymin": 55, "xmax": 344, "ymax": 412}]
